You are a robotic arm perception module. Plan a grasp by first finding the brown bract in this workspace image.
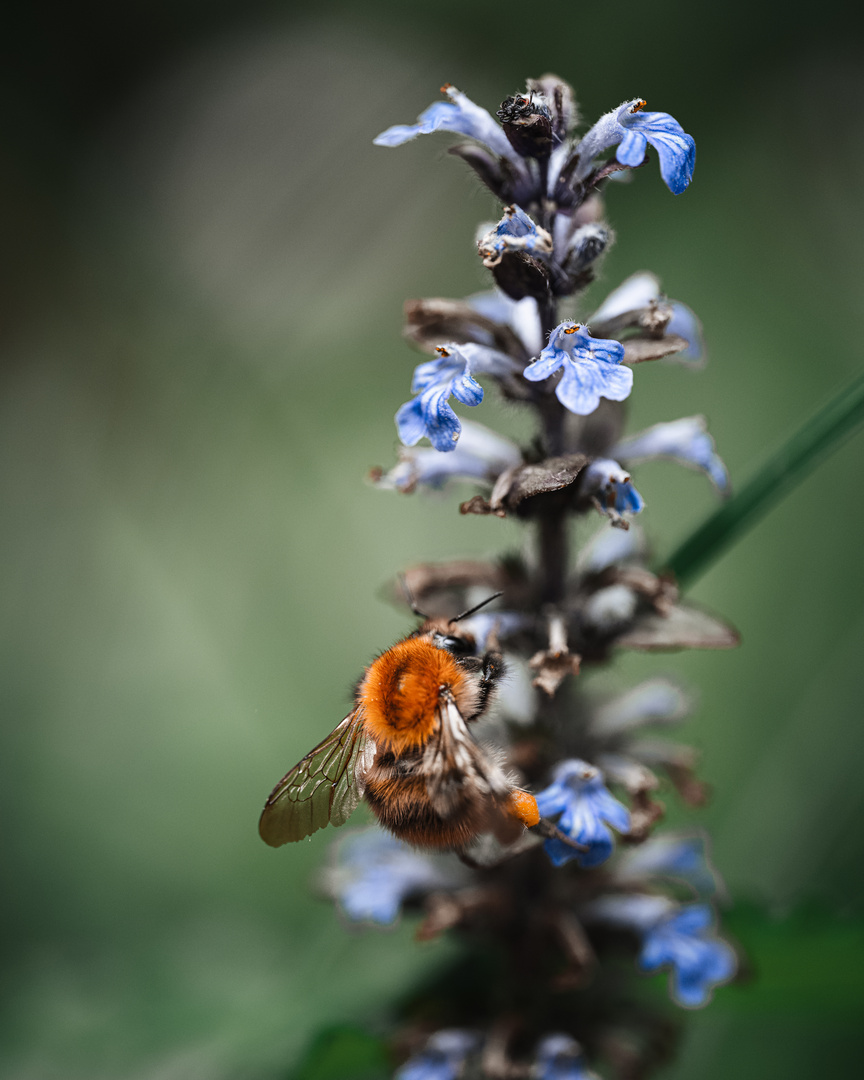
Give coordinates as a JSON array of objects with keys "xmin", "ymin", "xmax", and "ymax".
[
  {"xmin": 403, "ymin": 297, "xmax": 528, "ymax": 362},
  {"xmin": 460, "ymin": 454, "xmax": 589, "ymax": 518}
]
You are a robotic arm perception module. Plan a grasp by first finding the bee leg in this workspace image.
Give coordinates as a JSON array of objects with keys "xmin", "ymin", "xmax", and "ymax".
[
  {"xmin": 456, "ymin": 849, "xmax": 483, "ymax": 870},
  {"xmin": 530, "ymin": 818, "xmax": 589, "ymax": 852},
  {"xmin": 473, "ymin": 649, "xmax": 504, "ymax": 714}
]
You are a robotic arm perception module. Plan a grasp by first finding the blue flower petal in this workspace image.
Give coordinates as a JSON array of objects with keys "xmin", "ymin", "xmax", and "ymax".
[
  {"xmin": 667, "ymin": 301, "xmax": 705, "ymax": 362},
  {"xmin": 616, "ymin": 128, "xmax": 648, "ymax": 167},
  {"xmin": 451, "ymin": 372, "xmax": 484, "ymax": 407},
  {"xmin": 395, "ymin": 397, "xmax": 427, "ymax": 446},
  {"xmin": 412, "ymin": 353, "xmax": 457, "ymax": 394},
  {"xmin": 374, "ymin": 86, "xmax": 515, "ymax": 162},
  {"xmin": 420, "ymin": 387, "xmax": 463, "ymax": 452},
  {"xmin": 625, "ymin": 110, "xmax": 695, "ymax": 194},
  {"xmin": 556, "ymin": 359, "xmax": 633, "ymax": 415},
  {"xmin": 523, "ymin": 350, "xmax": 566, "ymax": 382}
]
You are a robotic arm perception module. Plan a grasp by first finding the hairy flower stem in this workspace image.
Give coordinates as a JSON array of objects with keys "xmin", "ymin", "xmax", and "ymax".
[{"xmin": 536, "ymin": 299, "xmax": 569, "ymax": 606}]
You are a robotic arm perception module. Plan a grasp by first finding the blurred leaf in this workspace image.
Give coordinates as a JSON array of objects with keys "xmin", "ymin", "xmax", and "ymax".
[
  {"xmin": 289, "ymin": 1024, "xmax": 390, "ymax": 1080},
  {"xmin": 716, "ymin": 903, "xmax": 864, "ymax": 1015},
  {"xmin": 663, "ymin": 370, "xmax": 864, "ymax": 588}
]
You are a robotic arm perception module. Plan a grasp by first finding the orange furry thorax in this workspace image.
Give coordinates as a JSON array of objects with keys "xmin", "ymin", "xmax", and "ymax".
[{"xmin": 358, "ymin": 637, "xmax": 466, "ymax": 751}]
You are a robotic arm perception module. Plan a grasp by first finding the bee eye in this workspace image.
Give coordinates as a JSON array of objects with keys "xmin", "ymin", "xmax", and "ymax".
[{"xmin": 434, "ymin": 633, "xmax": 471, "ymax": 655}]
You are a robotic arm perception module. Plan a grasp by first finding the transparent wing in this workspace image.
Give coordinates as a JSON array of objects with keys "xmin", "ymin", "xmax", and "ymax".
[
  {"xmin": 259, "ymin": 710, "xmax": 375, "ymax": 846},
  {"xmin": 422, "ymin": 694, "xmax": 512, "ymax": 817}
]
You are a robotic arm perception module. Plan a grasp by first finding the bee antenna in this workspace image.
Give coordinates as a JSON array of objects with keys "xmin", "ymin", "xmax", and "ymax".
[
  {"xmin": 398, "ymin": 574, "xmax": 429, "ymax": 619},
  {"xmin": 451, "ymin": 591, "xmax": 503, "ymax": 623}
]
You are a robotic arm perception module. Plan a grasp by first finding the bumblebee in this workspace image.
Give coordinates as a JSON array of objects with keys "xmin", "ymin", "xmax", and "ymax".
[{"xmin": 259, "ymin": 597, "xmax": 540, "ymax": 853}]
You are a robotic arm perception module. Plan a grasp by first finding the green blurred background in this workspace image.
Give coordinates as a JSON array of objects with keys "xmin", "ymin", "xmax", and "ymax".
[{"xmin": 2, "ymin": 1, "xmax": 864, "ymax": 1076}]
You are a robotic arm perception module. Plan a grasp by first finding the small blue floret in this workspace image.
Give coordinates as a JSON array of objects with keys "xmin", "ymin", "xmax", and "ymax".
[
  {"xmin": 582, "ymin": 458, "xmax": 645, "ymax": 516},
  {"xmin": 329, "ymin": 830, "xmax": 447, "ymax": 925},
  {"xmin": 523, "ymin": 322, "xmax": 632, "ymax": 416},
  {"xmin": 639, "ymin": 903, "xmax": 737, "ymax": 1007},
  {"xmin": 535, "ymin": 1035, "xmax": 595, "ymax": 1080},
  {"xmin": 613, "ymin": 416, "xmax": 729, "ymax": 493},
  {"xmin": 396, "ymin": 343, "xmax": 517, "ymax": 452},
  {"xmin": 617, "ymin": 100, "xmax": 696, "ymax": 195},
  {"xmin": 536, "ymin": 759, "xmax": 631, "ymax": 867},
  {"xmin": 576, "ymin": 99, "xmax": 696, "ymax": 194},
  {"xmin": 374, "ymin": 84, "xmax": 516, "ymax": 162},
  {"xmin": 396, "ymin": 1030, "xmax": 479, "ymax": 1080}
]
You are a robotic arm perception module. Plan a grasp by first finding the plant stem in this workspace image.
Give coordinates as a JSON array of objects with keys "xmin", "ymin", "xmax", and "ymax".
[
  {"xmin": 536, "ymin": 295, "xmax": 569, "ymax": 604},
  {"xmin": 663, "ymin": 369, "xmax": 864, "ymax": 589}
]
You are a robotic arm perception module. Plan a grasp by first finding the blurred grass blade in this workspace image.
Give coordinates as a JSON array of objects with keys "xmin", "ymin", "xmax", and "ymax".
[{"xmin": 664, "ymin": 369, "xmax": 864, "ymax": 588}]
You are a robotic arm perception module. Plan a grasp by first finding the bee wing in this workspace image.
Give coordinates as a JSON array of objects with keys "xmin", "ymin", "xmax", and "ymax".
[
  {"xmin": 423, "ymin": 693, "xmax": 512, "ymax": 818},
  {"xmin": 259, "ymin": 710, "xmax": 376, "ymax": 846}
]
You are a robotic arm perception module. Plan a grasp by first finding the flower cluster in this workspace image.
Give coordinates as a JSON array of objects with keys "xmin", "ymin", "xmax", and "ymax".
[{"xmin": 323, "ymin": 74, "xmax": 735, "ymax": 1079}]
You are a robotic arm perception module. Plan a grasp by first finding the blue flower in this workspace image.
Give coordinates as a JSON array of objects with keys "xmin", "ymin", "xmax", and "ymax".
[
  {"xmin": 523, "ymin": 323, "xmax": 632, "ymax": 415},
  {"xmin": 467, "ymin": 290, "xmax": 543, "ymax": 355},
  {"xmin": 374, "ymin": 421, "xmax": 521, "ymax": 493},
  {"xmin": 581, "ymin": 458, "xmax": 645, "ymax": 515},
  {"xmin": 374, "ymin": 83, "xmax": 518, "ymax": 164},
  {"xmin": 576, "ymin": 99, "xmax": 695, "ymax": 194},
  {"xmin": 613, "ymin": 416, "xmax": 729, "ymax": 493},
  {"xmin": 477, "ymin": 205, "xmax": 553, "ymax": 267},
  {"xmin": 576, "ymin": 521, "xmax": 646, "ymax": 574},
  {"xmin": 639, "ymin": 904, "xmax": 737, "ymax": 1007},
  {"xmin": 396, "ymin": 1030, "xmax": 479, "ymax": 1080},
  {"xmin": 590, "ymin": 271, "xmax": 705, "ymax": 363},
  {"xmin": 325, "ymin": 829, "xmax": 453, "ymax": 925},
  {"xmin": 396, "ymin": 343, "xmax": 518, "ymax": 452},
  {"xmin": 535, "ymin": 759, "xmax": 631, "ymax": 867},
  {"xmin": 535, "ymin": 1035, "xmax": 596, "ymax": 1080},
  {"xmin": 584, "ymin": 895, "xmax": 736, "ymax": 1008},
  {"xmin": 616, "ymin": 833, "xmax": 720, "ymax": 897}
]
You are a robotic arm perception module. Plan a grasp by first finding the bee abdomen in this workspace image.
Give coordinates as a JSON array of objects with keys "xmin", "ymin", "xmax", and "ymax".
[{"xmin": 364, "ymin": 770, "xmax": 478, "ymax": 849}]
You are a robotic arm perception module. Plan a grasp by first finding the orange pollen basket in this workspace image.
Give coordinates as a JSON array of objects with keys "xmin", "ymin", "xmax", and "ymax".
[{"xmin": 507, "ymin": 789, "xmax": 541, "ymax": 827}]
